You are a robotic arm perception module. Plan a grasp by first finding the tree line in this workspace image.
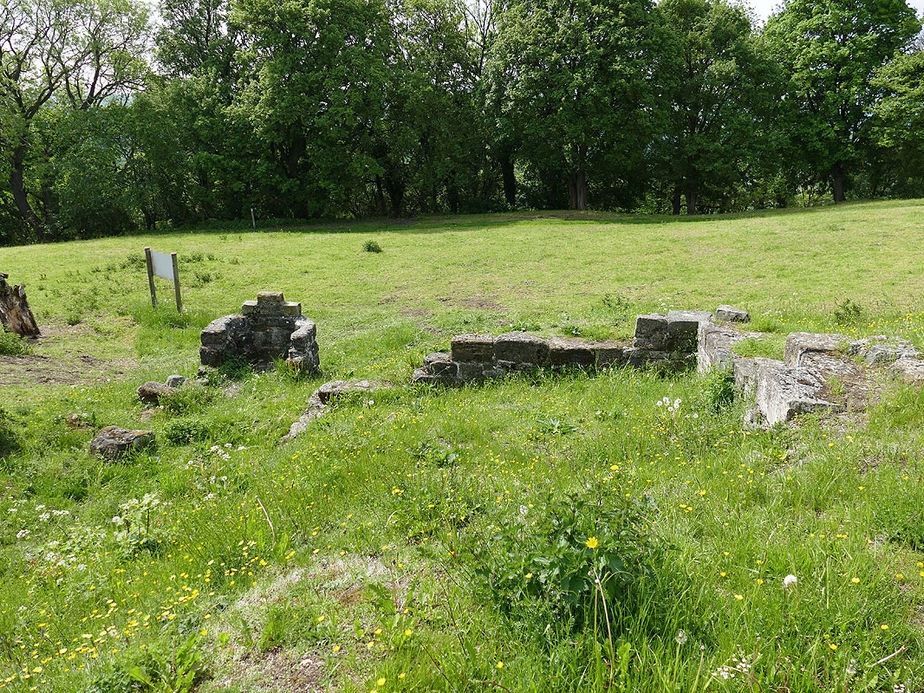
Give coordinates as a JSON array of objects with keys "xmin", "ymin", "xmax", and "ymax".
[{"xmin": 1, "ymin": 0, "xmax": 923, "ymax": 244}]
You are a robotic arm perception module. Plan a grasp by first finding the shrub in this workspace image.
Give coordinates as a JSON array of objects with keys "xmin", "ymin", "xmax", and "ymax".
[
  {"xmin": 158, "ymin": 385, "xmax": 213, "ymax": 416},
  {"xmin": 0, "ymin": 330, "xmax": 31, "ymax": 356},
  {"xmin": 702, "ymin": 367, "xmax": 736, "ymax": 411},
  {"xmin": 363, "ymin": 239, "xmax": 383, "ymax": 253},
  {"xmin": 111, "ymin": 493, "xmax": 167, "ymax": 557},
  {"xmin": 163, "ymin": 418, "xmax": 213, "ymax": 445},
  {"xmin": 474, "ymin": 488, "xmax": 659, "ymax": 626},
  {"xmin": 833, "ymin": 298, "xmax": 863, "ymax": 325},
  {"xmin": 0, "ymin": 407, "xmax": 18, "ymax": 457}
]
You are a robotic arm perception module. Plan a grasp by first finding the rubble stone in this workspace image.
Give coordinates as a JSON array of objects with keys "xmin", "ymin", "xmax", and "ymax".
[{"xmin": 89, "ymin": 426, "xmax": 154, "ymax": 460}]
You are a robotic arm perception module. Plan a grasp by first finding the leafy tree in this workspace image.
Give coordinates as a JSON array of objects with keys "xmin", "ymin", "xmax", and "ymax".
[
  {"xmin": 872, "ymin": 49, "xmax": 924, "ymax": 195},
  {"xmin": 653, "ymin": 0, "xmax": 778, "ymax": 214},
  {"xmin": 156, "ymin": 0, "xmax": 240, "ymax": 80},
  {"xmin": 0, "ymin": 0, "xmax": 149, "ymax": 240},
  {"xmin": 232, "ymin": 0, "xmax": 392, "ymax": 219},
  {"xmin": 764, "ymin": 0, "xmax": 921, "ymax": 202},
  {"xmin": 373, "ymin": 0, "xmax": 487, "ymax": 217},
  {"xmin": 486, "ymin": 0, "xmax": 655, "ymax": 210}
]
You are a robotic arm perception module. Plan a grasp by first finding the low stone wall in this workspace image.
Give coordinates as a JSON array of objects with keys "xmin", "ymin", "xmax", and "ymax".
[
  {"xmin": 413, "ymin": 305, "xmax": 924, "ymax": 428},
  {"xmin": 413, "ymin": 308, "xmax": 720, "ymax": 385},
  {"xmin": 199, "ymin": 292, "xmax": 319, "ymax": 374}
]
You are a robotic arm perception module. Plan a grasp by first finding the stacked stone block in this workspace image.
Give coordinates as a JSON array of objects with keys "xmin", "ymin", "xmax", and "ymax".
[{"xmin": 199, "ymin": 292, "xmax": 320, "ymax": 374}]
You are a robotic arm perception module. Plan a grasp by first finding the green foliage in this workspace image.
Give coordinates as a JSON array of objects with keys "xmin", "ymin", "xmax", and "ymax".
[
  {"xmin": 764, "ymin": 0, "xmax": 921, "ymax": 200},
  {"xmin": 833, "ymin": 298, "xmax": 864, "ymax": 326},
  {"xmin": 84, "ymin": 634, "xmax": 207, "ymax": 693},
  {"xmin": 701, "ymin": 367, "xmax": 736, "ymax": 411},
  {"xmin": 0, "ymin": 407, "xmax": 18, "ymax": 458},
  {"xmin": 0, "ymin": 331, "xmax": 31, "ymax": 356},
  {"xmin": 111, "ymin": 493, "xmax": 168, "ymax": 557},
  {"xmin": 474, "ymin": 489, "xmax": 659, "ymax": 625},
  {"xmin": 363, "ymin": 239, "xmax": 383, "ymax": 253}
]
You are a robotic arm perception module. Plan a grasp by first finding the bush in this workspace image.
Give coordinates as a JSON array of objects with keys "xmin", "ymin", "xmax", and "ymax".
[
  {"xmin": 363, "ymin": 239, "xmax": 383, "ymax": 253},
  {"xmin": 0, "ymin": 407, "xmax": 18, "ymax": 457},
  {"xmin": 702, "ymin": 367, "xmax": 736, "ymax": 411},
  {"xmin": 474, "ymin": 487, "xmax": 659, "ymax": 627},
  {"xmin": 833, "ymin": 298, "xmax": 863, "ymax": 325},
  {"xmin": 0, "ymin": 330, "xmax": 31, "ymax": 356}
]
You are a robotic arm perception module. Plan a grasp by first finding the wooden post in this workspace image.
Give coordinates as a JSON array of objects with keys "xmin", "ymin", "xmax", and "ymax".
[
  {"xmin": 171, "ymin": 252, "xmax": 182, "ymax": 313},
  {"xmin": 144, "ymin": 247, "xmax": 157, "ymax": 309}
]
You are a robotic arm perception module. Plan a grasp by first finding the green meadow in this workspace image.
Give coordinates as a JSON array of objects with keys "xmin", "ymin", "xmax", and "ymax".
[{"xmin": 1, "ymin": 200, "xmax": 924, "ymax": 692}]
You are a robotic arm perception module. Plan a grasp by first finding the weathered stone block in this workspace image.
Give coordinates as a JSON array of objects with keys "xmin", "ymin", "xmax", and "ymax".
[
  {"xmin": 548, "ymin": 338, "xmax": 595, "ymax": 368},
  {"xmin": 90, "ymin": 426, "xmax": 154, "ymax": 460},
  {"xmin": 666, "ymin": 310, "xmax": 713, "ymax": 353},
  {"xmin": 424, "ymin": 352, "xmax": 457, "ymax": 377},
  {"xmin": 633, "ymin": 314, "xmax": 669, "ymax": 349},
  {"xmin": 755, "ymin": 359, "xmax": 840, "ymax": 426},
  {"xmin": 166, "ymin": 375, "xmax": 186, "ymax": 388},
  {"xmin": 457, "ymin": 361, "xmax": 487, "ymax": 381},
  {"xmin": 257, "ymin": 291, "xmax": 285, "ymax": 305},
  {"xmin": 451, "ymin": 334, "xmax": 495, "ymax": 363},
  {"xmin": 494, "ymin": 333, "xmax": 549, "ymax": 366},
  {"xmin": 199, "ymin": 346, "xmax": 224, "ymax": 367},
  {"xmin": 137, "ymin": 381, "xmax": 174, "ymax": 405},
  {"xmin": 892, "ymin": 357, "xmax": 924, "ymax": 384},
  {"xmin": 716, "ymin": 305, "xmax": 750, "ymax": 323},
  {"xmin": 593, "ymin": 342, "xmax": 628, "ymax": 367},
  {"xmin": 784, "ymin": 332, "xmax": 848, "ymax": 367}
]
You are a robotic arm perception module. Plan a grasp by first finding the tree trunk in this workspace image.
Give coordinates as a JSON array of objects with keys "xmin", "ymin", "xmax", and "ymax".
[
  {"xmin": 385, "ymin": 176, "xmax": 405, "ymax": 218},
  {"xmin": 671, "ymin": 187, "xmax": 682, "ymax": 215},
  {"xmin": 0, "ymin": 273, "xmax": 40, "ymax": 338},
  {"xmin": 500, "ymin": 153, "xmax": 516, "ymax": 206},
  {"xmin": 9, "ymin": 143, "xmax": 42, "ymax": 236},
  {"xmin": 685, "ymin": 183, "xmax": 698, "ymax": 215},
  {"xmin": 567, "ymin": 171, "xmax": 588, "ymax": 211},
  {"xmin": 832, "ymin": 164, "xmax": 847, "ymax": 203}
]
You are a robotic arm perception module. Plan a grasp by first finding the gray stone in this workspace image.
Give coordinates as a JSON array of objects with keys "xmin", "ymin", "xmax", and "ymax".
[
  {"xmin": 698, "ymin": 323, "xmax": 742, "ymax": 373},
  {"xmin": 284, "ymin": 380, "xmax": 387, "ymax": 440},
  {"xmin": 165, "ymin": 375, "xmax": 186, "ymax": 388},
  {"xmin": 199, "ymin": 293, "xmax": 319, "ymax": 374},
  {"xmin": 592, "ymin": 342, "xmax": 628, "ymax": 367},
  {"xmin": 633, "ymin": 311, "xmax": 712, "ymax": 353},
  {"xmin": 754, "ymin": 359, "xmax": 841, "ymax": 426},
  {"xmin": 424, "ymin": 352, "xmax": 457, "ymax": 377},
  {"xmin": 457, "ymin": 361, "xmax": 487, "ymax": 381},
  {"xmin": 849, "ymin": 336, "xmax": 920, "ymax": 366},
  {"xmin": 548, "ymin": 338, "xmax": 595, "ymax": 368},
  {"xmin": 90, "ymin": 426, "xmax": 154, "ymax": 460},
  {"xmin": 315, "ymin": 379, "xmax": 382, "ymax": 405},
  {"xmin": 715, "ymin": 305, "xmax": 750, "ymax": 323},
  {"xmin": 891, "ymin": 357, "xmax": 924, "ymax": 384},
  {"xmin": 451, "ymin": 334, "xmax": 495, "ymax": 363},
  {"xmin": 632, "ymin": 314, "xmax": 669, "ymax": 349},
  {"xmin": 784, "ymin": 332, "xmax": 848, "ymax": 368},
  {"xmin": 137, "ymin": 381, "xmax": 175, "ymax": 405},
  {"xmin": 494, "ymin": 333, "xmax": 550, "ymax": 366}
]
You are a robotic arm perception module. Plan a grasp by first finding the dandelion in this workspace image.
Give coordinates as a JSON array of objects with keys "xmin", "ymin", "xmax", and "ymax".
[
  {"xmin": 783, "ymin": 574, "xmax": 798, "ymax": 590},
  {"xmin": 851, "ymin": 577, "xmax": 860, "ymax": 584},
  {"xmin": 377, "ymin": 677, "xmax": 386, "ymax": 686},
  {"xmin": 675, "ymin": 629, "xmax": 688, "ymax": 646},
  {"xmin": 586, "ymin": 536, "xmax": 599, "ymax": 549},
  {"xmin": 496, "ymin": 661, "xmax": 504, "ymax": 669}
]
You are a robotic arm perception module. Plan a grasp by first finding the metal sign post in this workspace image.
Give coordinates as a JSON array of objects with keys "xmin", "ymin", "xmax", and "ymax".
[{"xmin": 144, "ymin": 247, "xmax": 182, "ymax": 312}]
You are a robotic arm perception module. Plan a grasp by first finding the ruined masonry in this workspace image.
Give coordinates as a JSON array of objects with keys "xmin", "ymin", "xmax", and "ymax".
[
  {"xmin": 414, "ymin": 306, "xmax": 924, "ymax": 428},
  {"xmin": 199, "ymin": 292, "xmax": 320, "ymax": 374}
]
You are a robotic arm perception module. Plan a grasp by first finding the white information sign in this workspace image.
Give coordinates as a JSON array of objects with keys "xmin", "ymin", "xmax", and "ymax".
[
  {"xmin": 144, "ymin": 247, "xmax": 182, "ymax": 312},
  {"xmin": 150, "ymin": 251, "xmax": 175, "ymax": 281}
]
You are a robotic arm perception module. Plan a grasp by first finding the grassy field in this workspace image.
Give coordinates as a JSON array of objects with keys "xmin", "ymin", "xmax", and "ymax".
[{"xmin": 1, "ymin": 200, "xmax": 924, "ymax": 692}]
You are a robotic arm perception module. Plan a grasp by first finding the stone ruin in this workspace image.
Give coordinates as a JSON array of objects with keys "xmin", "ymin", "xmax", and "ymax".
[
  {"xmin": 199, "ymin": 292, "xmax": 319, "ymax": 375},
  {"xmin": 413, "ymin": 304, "xmax": 924, "ymax": 428},
  {"xmin": 412, "ymin": 309, "xmax": 728, "ymax": 386}
]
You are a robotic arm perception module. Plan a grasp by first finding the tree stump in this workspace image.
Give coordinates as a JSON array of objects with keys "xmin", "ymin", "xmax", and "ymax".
[{"xmin": 0, "ymin": 273, "xmax": 40, "ymax": 338}]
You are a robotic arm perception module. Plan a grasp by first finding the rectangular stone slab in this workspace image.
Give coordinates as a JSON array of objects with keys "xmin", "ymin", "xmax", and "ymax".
[
  {"xmin": 494, "ymin": 333, "xmax": 550, "ymax": 365},
  {"xmin": 451, "ymin": 334, "xmax": 495, "ymax": 363}
]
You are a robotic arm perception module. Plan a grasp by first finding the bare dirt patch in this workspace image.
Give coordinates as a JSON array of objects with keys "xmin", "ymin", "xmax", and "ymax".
[{"xmin": 0, "ymin": 323, "xmax": 136, "ymax": 387}]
